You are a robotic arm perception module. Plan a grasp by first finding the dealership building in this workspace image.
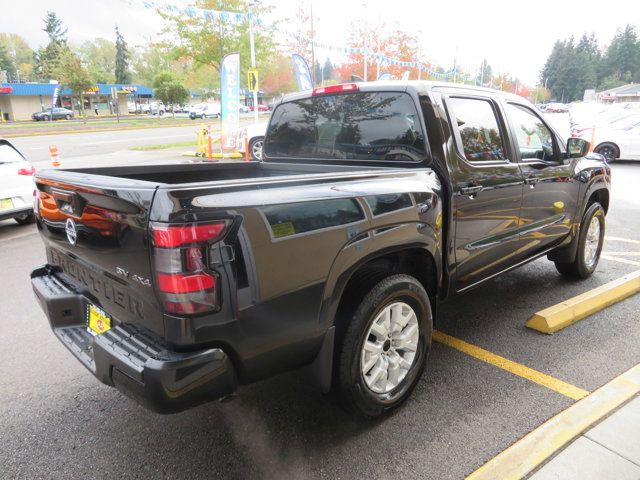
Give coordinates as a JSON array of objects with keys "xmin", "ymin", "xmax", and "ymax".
[{"xmin": 0, "ymin": 83, "xmax": 153, "ymax": 121}]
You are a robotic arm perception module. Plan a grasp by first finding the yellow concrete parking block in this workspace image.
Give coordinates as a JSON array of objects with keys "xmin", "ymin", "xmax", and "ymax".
[
  {"xmin": 526, "ymin": 270, "xmax": 640, "ymax": 334},
  {"xmin": 433, "ymin": 331, "xmax": 589, "ymax": 400},
  {"xmin": 466, "ymin": 362, "xmax": 640, "ymax": 480}
]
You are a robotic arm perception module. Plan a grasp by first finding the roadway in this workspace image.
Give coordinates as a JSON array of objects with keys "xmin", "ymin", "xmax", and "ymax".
[{"xmin": 0, "ymin": 121, "xmax": 639, "ymax": 479}]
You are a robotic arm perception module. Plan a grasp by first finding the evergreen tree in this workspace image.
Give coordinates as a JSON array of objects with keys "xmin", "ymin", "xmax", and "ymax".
[
  {"xmin": 115, "ymin": 26, "xmax": 132, "ymax": 84},
  {"xmin": 604, "ymin": 25, "xmax": 640, "ymax": 82},
  {"xmin": 322, "ymin": 58, "xmax": 334, "ymax": 82},
  {"xmin": 33, "ymin": 11, "xmax": 69, "ymax": 81},
  {"xmin": 476, "ymin": 59, "xmax": 492, "ymax": 86}
]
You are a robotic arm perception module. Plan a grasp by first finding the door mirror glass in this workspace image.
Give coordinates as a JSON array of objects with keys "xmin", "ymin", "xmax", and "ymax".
[{"xmin": 567, "ymin": 137, "xmax": 590, "ymax": 158}]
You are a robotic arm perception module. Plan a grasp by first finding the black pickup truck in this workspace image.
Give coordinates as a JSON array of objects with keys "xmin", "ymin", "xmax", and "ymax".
[{"xmin": 31, "ymin": 82, "xmax": 610, "ymax": 418}]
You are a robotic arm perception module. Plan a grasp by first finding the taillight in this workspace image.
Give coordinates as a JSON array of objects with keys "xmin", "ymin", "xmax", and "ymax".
[
  {"xmin": 18, "ymin": 164, "xmax": 36, "ymax": 176},
  {"xmin": 312, "ymin": 83, "xmax": 359, "ymax": 96},
  {"xmin": 150, "ymin": 221, "xmax": 227, "ymax": 315}
]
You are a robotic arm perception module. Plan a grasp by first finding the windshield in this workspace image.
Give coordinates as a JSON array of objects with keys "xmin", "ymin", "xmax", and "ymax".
[
  {"xmin": 264, "ymin": 91, "xmax": 426, "ymax": 162},
  {"xmin": 0, "ymin": 143, "xmax": 24, "ymax": 164}
]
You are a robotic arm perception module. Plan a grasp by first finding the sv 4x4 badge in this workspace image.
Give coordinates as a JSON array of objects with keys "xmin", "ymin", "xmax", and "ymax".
[{"xmin": 116, "ymin": 267, "xmax": 152, "ymax": 287}]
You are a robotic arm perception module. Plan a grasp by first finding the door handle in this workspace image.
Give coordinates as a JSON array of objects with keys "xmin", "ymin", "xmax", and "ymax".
[
  {"xmin": 524, "ymin": 177, "xmax": 540, "ymax": 187},
  {"xmin": 460, "ymin": 185, "xmax": 483, "ymax": 197}
]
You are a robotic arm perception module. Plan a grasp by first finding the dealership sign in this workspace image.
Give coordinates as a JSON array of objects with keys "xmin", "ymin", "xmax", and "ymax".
[
  {"xmin": 0, "ymin": 86, "xmax": 12, "ymax": 94},
  {"xmin": 220, "ymin": 53, "xmax": 240, "ymax": 152}
]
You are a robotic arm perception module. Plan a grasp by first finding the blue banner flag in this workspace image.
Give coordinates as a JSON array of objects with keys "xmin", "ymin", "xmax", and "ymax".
[
  {"xmin": 291, "ymin": 54, "xmax": 313, "ymax": 91},
  {"xmin": 49, "ymin": 85, "xmax": 59, "ymax": 119},
  {"xmin": 220, "ymin": 53, "xmax": 240, "ymax": 152}
]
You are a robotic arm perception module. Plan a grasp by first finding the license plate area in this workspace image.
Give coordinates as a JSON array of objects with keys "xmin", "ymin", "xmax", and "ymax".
[
  {"xmin": 0, "ymin": 198, "xmax": 14, "ymax": 211},
  {"xmin": 87, "ymin": 303, "xmax": 111, "ymax": 335}
]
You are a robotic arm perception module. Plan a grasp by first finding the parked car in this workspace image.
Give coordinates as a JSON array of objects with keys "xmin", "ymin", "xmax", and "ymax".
[
  {"xmin": 189, "ymin": 103, "xmax": 221, "ymax": 119},
  {"xmin": 149, "ymin": 102, "xmax": 166, "ymax": 116},
  {"xmin": 239, "ymin": 104, "xmax": 250, "ymax": 113},
  {"xmin": 545, "ymin": 103, "xmax": 569, "ymax": 113},
  {"xmin": 31, "ymin": 82, "xmax": 610, "ymax": 418},
  {"xmin": 248, "ymin": 104, "xmax": 269, "ymax": 112},
  {"xmin": 0, "ymin": 139, "xmax": 36, "ymax": 225},
  {"xmin": 236, "ymin": 122, "xmax": 268, "ymax": 160},
  {"xmin": 32, "ymin": 107, "xmax": 74, "ymax": 121},
  {"xmin": 578, "ymin": 124, "xmax": 640, "ymax": 162}
]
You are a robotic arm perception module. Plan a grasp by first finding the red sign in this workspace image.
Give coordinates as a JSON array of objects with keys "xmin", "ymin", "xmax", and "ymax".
[{"xmin": 0, "ymin": 87, "xmax": 13, "ymax": 94}]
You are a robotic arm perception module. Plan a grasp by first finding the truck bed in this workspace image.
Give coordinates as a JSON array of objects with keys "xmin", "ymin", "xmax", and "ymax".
[{"xmin": 54, "ymin": 161, "xmax": 382, "ymax": 187}]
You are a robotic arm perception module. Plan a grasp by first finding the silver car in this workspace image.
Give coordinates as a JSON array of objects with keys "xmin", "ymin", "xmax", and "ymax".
[{"xmin": 0, "ymin": 140, "xmax": 36, "ymax": 225}]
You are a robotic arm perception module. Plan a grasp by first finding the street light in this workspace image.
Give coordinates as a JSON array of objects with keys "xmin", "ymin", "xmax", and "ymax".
[{"xmin": 248, "ymin": 1, "xmax": 259, "ymax": 124}]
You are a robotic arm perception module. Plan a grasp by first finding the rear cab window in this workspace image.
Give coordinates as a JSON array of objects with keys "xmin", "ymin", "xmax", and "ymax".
[
  {"xmin": 446, "ymin": 97, "xmax": 507, "ymax": 163},
  {"xmin": 264, "ymin": 91, "xmax": 426, "ymax": 162}
]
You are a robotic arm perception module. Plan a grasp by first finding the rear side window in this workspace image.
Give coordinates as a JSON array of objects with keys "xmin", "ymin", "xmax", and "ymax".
[
  {"xmin": 265, "ymin": 92, "xmax": 426, "ymax": 162},
  {"xmin": 0, "ymin": 143, "xmax": 24, "ymax": 164},
  {"xmin": 448, "ymin": 97, "xmax": 506, "ymax": 162}
]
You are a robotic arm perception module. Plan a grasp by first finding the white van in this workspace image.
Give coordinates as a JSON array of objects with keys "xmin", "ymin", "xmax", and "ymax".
[{"xmin": 189, "ymin": 103, "xmax": 221, "ymax": 119}]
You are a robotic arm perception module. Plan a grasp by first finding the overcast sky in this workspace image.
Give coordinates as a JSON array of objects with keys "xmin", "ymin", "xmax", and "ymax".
[{"xmin": 5, "ymin": 0, "xmax": 638, "ymax": 85}]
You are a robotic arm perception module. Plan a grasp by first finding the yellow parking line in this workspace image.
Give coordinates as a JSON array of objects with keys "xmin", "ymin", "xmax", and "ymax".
[
  {"xmin": 466, "ymin": 362, "xmax": 640, "ymax": 480},
  {"xmin": 526, "ymin": 270, "xmax": 640, "ymax": 333},
  {"xmin": 433, "ymin": 331, "xmax": 589, "ymax": 400}
]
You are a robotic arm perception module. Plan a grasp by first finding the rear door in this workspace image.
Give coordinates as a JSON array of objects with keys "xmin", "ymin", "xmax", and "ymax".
[
  {"xmin": 34, "ymin": 174, "xmax": 164, "ymax": 335},
  {"xmin": 438, "ymin": 91, "xmax": 525, "ymax": 291}
]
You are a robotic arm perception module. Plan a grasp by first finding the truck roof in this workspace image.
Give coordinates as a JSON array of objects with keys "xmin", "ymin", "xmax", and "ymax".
[{"xmin": 278, "ymin": 80, "xmax": 525, "ymax": 104}]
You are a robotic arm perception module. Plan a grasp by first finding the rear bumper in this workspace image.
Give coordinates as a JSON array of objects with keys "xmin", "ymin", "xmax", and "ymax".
[
  {"xmin": 0, "ymin": 206, "xmax": 32, "ymax": 221},
  {"xmin": 31, "ymin": 265, "xmax": 237, "ymax": 413}
]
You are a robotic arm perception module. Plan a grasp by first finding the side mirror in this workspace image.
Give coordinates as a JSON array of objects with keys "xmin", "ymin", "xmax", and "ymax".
[{"xmin": 566, "ymin": 137, "xmax": 590, "ymax": 159}]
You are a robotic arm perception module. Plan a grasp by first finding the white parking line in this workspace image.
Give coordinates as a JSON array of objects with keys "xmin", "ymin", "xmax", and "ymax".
[
  {"xmin": 601, "ymin": 255, "xmax": 640, "ymax": 267},
  {"xmin": 606, "ymin": 236, "xmax": 640, "ymax": 245},
  {"xmin": 603, "ymin": 252, "xmax": 640, "ymax": 256}
]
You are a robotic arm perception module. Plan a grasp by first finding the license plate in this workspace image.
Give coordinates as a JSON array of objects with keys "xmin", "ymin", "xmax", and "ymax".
[
  {"xmin": 0, "ymin": 198, "xmax": 13, "ymax": 211},
  {"xmin": 87, "ymin": 304, "xmax": 111, "ymax": 335}
]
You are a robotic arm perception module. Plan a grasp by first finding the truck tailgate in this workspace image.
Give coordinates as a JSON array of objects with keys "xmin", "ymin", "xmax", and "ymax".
[{"xmin": 34, "ymin": 174, "xmax": 164, "ymax": 336}]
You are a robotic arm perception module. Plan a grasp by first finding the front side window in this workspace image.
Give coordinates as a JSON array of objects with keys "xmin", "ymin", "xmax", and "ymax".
[
  {"xmin": 448, "ymin": 97, "xmax": 506, "ymax": 162},
  {"xmin": 506, "ymin": 103, "xmax": 557, "ymax": 162},
  {"xmin": 265, "ymin": 92, "xmax": 426, "ymax": 161},
  {"xmin": 0, "ymin": 143, "xmax": 24, "ymax": 164}
]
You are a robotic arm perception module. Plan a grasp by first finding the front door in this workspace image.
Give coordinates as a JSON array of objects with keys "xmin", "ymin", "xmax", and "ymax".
[
  {"xmin": 443, "ymin": 94, "xmax": 525, "ymax": 292},
  {"xmin": 503, "ymin": 102, "xmax": 580, "ymax": 258}
]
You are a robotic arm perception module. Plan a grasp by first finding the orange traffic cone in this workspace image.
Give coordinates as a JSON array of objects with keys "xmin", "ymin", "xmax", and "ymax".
[
  {"xmin": 49, "ymin": 145, "xmax": 60, "ymax": 167},
  {"xmin": 244, "ymin": 128, "xmax": 250, "ymax": 162}
]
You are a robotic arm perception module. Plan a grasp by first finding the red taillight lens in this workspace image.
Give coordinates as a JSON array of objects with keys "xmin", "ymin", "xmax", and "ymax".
[
  {"xmin": 157, "ymin": 272, "xmax": 215, "ymax": 293},
  {"xmin": 152, "ymin": 222, "xmax": 226, "ymax": 247},
  {"xmin": 18, "ymin": 165, "xmax": 36, "ymax": 176},
  {"xmin": 150, "ymin": 221, "xmax": 227, "ymax": 315},
  {"xmin": 312, "ymin": 83, "xmax": 359, "ymax": 96}
]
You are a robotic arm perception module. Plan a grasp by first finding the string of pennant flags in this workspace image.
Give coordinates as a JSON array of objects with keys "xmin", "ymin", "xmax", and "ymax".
[{"xmin": 127, "ymin": 0, "xmax": 471, "ymax": 81}]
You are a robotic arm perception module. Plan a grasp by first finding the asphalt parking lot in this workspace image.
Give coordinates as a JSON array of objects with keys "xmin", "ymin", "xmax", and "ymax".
[{"xmin": 1, "ymin": 158, "xmax": 639, "ymax": 478}]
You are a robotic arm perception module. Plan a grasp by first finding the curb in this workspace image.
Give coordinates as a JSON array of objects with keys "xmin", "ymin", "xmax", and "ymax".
[
  {"xmin": 466, "ymin": 362, "xmax": 640, "ymax": 480},
  {"xmin": 526, "ymin": 270, "xmax": 640, "ymax": 334},
  {"xmin": 1, "ymin": 122, "xmax": 200, "ymax": 138}
]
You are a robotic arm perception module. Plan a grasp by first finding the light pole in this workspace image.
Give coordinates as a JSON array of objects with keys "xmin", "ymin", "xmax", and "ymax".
[
  {"xmin": 248, "ymin": 2, "xmax": 259, "ymax": 124},
  {"xmin": 362, "ymin": 2, "xmax": 368, "ymax": 81}
]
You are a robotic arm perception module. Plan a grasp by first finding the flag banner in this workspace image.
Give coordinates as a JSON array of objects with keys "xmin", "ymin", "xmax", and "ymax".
[
  {"xmin": 50, "ymin": 86, "xmax": 59, "ymax": 118},
  {"xmin": 220, "ymin": 53, "xmax": 240, "ymax": 152},
  {"xmin": 292, "ymin": 54, "xmax": 313, "ymax": 91}
]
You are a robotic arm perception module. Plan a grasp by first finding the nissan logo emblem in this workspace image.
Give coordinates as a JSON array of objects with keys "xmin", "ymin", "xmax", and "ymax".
[{"xmin": 65, "ymin": 218, "xmax": 77, "ymax": 246}]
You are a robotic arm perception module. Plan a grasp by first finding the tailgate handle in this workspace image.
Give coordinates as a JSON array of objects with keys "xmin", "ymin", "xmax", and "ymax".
[{"xmin": 51, "ymin": 189, "xmax": 85, "ymax": 217}]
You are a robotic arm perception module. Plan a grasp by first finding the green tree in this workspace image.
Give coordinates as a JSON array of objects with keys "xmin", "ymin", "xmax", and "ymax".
[
  {"xmin": 158, "ymin": 1, "xmax": 276, "ymax": 90},
  {"xmin": 603, "ymin": 25, "xmax": 640, "ymax": 82},
  {"xmin": 115, "ymin": 26, "xmax": 132, "ymax": 83},
  {"xmin": 476, "ymin": 59, "xmax": 492, "ymax": 86},
  {"xmin": 0, "ymin": 43, "xmax": 13, "ymax": 80},
  {"xmin": 131, "ymin": 43, "xmax": 177, "ymax": 86},
  {"xmin": 0, "ymin": 33, "xmax": 34, "ymax": 81},
  {"xmin": 77, "ymin": 38, "xmax": 116, "ymax": 83},
  {"xmin": 33, "ymin": 11, "xmax": 69, "ymax": 81},
  {"xmin": 152, "ymin": 71, "xmax": 190, "ymax": 116},
  {"xmin": 54, "ymin": 49, "xmax": 92, "ymax": 123}
]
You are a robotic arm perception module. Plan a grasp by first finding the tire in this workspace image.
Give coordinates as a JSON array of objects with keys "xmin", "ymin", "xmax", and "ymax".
[
  {"xmin": 14, "ymin": 212, "xmax": 35, "ymax": 225},
  {"xmin": 249, "ymin": 136, "xmax": 265, "ymax": 161},
  {"xmin": 43, "ymin": 115, "xmax": 49, "ymax": 121},
  {"xmin": 201, "ymin": 114, "xmax": 206, "ymax": 119},
  {"xmin": 555, "ymin": 202, "xmax": 605, "ymax": 279},
  {"xmin": 594, "ymin": 142, "xmax": 619, "ymax": 163},
  {"xmin": 337, "ymin": 274, "xmax": 432, "ymax": 418},
  {"xmin": 65, "ymin": 114, "xmax": 71, "ymax": 120}
]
